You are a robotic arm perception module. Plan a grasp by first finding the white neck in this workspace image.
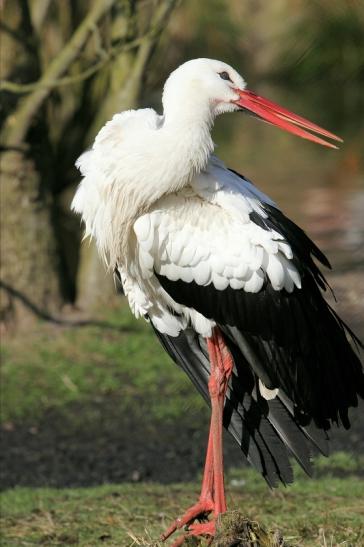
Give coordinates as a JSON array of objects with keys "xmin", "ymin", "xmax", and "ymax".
[
  {"xmin": 160, "ymin": 99, "xmax": 215, "ymax": 184},
  {"xmin": 95, "ymin": 100, "xmax": 216, "ymax": 266}
]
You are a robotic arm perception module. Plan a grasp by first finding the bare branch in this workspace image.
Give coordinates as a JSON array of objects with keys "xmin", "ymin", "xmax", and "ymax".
[
  {"xmin": 30, "ymin": 0, "xmax": 52, "ymax": 33},
  {"xmin": 122, "ymin": 0, "xmax": 179, "ymax": 100},
  {"xmin": 0, "ymin": 34, "xmax": 156, "ymax": 94},
  {"xmin": 86, "ymin": 0, "xmax": 178, "ymax": 136},
  {"xmin": 1, "ymin": 0, "xmax": 117, "ymax": 147},
  {"xmin": 123, "ymin": 0, "xmax": 180, "ymax": 95},
  {"xmin": 0, "ymin": 21, "xmax": 34, "ymax": 52},
  {"xmin": 0, "ymin": 280, "xmax": 127, "ymax": 330}
]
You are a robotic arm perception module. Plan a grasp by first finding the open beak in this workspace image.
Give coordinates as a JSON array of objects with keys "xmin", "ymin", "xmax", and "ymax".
[{"xmin": 234, "ymin": 89, "xmax": 343, "ymax": 149}]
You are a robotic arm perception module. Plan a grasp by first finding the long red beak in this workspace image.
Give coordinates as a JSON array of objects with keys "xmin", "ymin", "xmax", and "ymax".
[{"xmin": 234, "ymin": 89, "xmax": 343, "ymax": 149}]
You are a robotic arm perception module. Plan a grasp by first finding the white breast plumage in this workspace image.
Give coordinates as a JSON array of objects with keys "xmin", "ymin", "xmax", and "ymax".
[{"xmin": 124, "ymin": 159, "xmax": 301, "ymax": 337}]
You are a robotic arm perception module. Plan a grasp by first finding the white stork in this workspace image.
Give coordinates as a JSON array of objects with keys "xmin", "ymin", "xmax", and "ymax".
[{"xmin": 72, "ymin": 58, "xmax": 364, "ymax": 545}]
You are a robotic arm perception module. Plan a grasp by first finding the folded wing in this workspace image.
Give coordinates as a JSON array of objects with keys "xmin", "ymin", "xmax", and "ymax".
[{"xmin": 131, "ymin": 163, "xmax": 364, "ymax": 484}]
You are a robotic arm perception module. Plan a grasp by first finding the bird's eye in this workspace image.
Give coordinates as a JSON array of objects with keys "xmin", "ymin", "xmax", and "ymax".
[{"xmin": 219, "ymin": 71, "xmax": 232, "ymax": 82}]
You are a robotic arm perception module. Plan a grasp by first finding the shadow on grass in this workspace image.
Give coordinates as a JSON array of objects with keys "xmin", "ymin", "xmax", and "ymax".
[
  {"xmin": 2, "ymin": 394, "xmax": 363, "ymax": 492},
  {"xmin": 0, "ymin": 281, "xmax": 136, "ymax": 331},
  {"xmin": 0, "ymin": 393, "xmax": 242, "ymax": 490}
]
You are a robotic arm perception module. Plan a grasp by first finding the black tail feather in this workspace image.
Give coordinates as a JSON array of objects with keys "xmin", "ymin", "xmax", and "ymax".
[
  {"xmin": 277, "ymin": 391, "xmax": 330, "ymax": 457},
  {"xmin": 151, "ymin": 323, "xmax": 328, "ymax": 487}
]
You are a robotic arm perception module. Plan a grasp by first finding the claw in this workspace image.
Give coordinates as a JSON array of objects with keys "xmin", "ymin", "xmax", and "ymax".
[
  {"xmin": 187, "ymin": 520, "xmax": 215, "ymax": 537},
  {"xmin": 169, "ymin": 520, "xmax": 216, "ymax": 547},
  {"xmin": 161, "ymin": 500, "xmax": 213, "ymax": 541}
]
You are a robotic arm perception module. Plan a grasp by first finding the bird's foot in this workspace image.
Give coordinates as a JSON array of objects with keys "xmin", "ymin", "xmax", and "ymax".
[
  {"xmin": 161, "ymin": 499, "xmax": 214, "ymax": 544},
  {"xmin": 170, "ymin": 521, "xmax": 216, "ymax": 547}
]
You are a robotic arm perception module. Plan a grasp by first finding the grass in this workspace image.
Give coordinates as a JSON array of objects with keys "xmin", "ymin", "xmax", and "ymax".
[
  {"xmin": 1, "ymin": 303, "xmax": 205, "ymax": 426},
  {"xmin": 1, "ymin": 466, "xmax": 364, "ymax": 546},
  {"xmin": 1, "ymin": 300, "xmax": 364, "ymax": 546}
]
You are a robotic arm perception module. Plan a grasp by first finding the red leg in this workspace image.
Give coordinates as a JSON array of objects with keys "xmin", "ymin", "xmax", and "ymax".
[
  {"xmin": 207, "ymin": 329, "xmax": 234, "ymax": 515},
  {"xmin": 161, "ymin": 327, "xmax": 234, "ymax": 545},
  {"xmin": 161, "ymin": 426, "xmax": 214, "ymax": 542}
]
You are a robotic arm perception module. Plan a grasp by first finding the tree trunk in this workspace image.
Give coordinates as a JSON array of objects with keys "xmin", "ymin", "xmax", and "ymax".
[
  {"xmin": 75, "ymin": 0, "xmax": 178, "ymax": 311},
  {"xmin": 75, "ymin": 240, "xmax": 116, "ymax": 311},
  {"xmin": 1, "ymin": 0, "xmax": 178, "ymax": 323},
  {"xmin": 0, "ymin": 0, "xmax": 119, "ymax": 327},
  {"xmin": 0, "ymin": 151, "xmax": 62, "ymax": 328},
  {"xmin": 75, "ymin": 50, "xmax": 143, "ymax": 310}
]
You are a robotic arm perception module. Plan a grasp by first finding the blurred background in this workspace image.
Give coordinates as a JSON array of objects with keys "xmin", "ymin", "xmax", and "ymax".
[{"xmin": 1, "ymin": 1, "xmax": 364, "ymax": 543}]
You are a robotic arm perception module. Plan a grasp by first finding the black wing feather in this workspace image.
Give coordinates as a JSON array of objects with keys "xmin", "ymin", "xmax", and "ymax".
[
  {"xmin": 152, "ymin": 324, "xmax": 301, "ymax": 486},
  {"xmin": 151, "ymin": 324, "xmax": 334, "ymax": 486},
  {"xmin": 148, "ymin": 172, "xmax": 363, "ymax": 486},
  {"xmin": 155, "ymin": 205, "xmax": 364, "ymax": 430}
]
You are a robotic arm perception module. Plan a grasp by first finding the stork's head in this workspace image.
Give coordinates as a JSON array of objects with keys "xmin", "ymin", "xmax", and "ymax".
[
  {"xmin": 163, "ymin": 58, "xmax": 246, "ymax": 119},
  {"xmin": 163, "ymin": 58, "xmax": 342, "ymax": 148}
]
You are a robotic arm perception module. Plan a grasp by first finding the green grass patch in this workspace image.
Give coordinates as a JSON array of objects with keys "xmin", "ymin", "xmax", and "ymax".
[
  {"xmin": 1, "ymin": 467, "xmax": 364, "ymax": 546},
  {"xmin": 1, "ymin": 301, "xmax": 204, "ymax": 426},
  {"xmin": 1, "ymin": 302, "xmax": 364, "ymax": 545}
]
